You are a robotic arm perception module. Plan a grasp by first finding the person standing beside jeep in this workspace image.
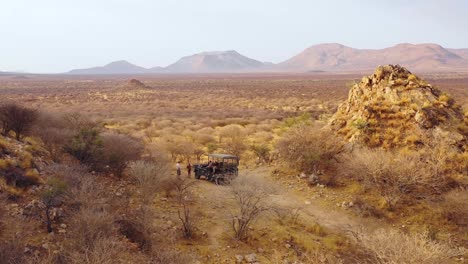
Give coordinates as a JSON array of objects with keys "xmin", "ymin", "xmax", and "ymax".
[
  {"xmin": 176, "ymin": 161, "xmax": 181, "ymax": 177},
  {"xmin": 186, "ymin": 162, "xmax": 192, "ymax": 178}
]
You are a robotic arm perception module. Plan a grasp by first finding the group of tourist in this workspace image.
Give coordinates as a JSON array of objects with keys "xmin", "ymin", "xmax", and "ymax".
[{"xmin": 175, "ymin": 161, "xmax": 192, "ymax": 177}]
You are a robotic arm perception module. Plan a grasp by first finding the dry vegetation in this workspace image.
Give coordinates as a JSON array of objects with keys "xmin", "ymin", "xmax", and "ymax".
[{"xmin": 0, "ymin": 71, "xmax": 467, "ymax": 263}]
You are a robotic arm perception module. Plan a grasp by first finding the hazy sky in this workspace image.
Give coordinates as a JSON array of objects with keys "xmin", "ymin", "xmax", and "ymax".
[{"xmin": 1, "ymin": 0, "xmax": 467, "ymax": 73}]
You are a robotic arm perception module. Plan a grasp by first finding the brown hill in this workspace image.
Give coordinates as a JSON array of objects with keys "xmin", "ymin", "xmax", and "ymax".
[
  {"xmin": 330, "ymin": 65, "xmax": 467, "ymax": 149},
  {"xmin": 68, "ymin": 60, "xmax": 149, "ymax": 75},
  {"xmin": 165, "ymin": 50, "xmax": 266, "ymax": 73},
  {"xmin": 278, "ymin": 43, "xmax": 468, "ymax": 72}
]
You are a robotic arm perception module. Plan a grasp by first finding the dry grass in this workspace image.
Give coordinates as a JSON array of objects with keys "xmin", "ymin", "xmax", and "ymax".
[{"xmin": 352, "ymin": 228, "xmax": 464, "ymax": 264}]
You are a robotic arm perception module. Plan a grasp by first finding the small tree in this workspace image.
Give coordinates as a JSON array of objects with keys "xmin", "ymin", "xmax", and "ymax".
[
  {"xmin": 230, "ymin": 176, "xmax": 272, "ymax": 241},
  {"xmin": 171, "ymin": 177, "xmax": 197, "ymax": 239},
  {"xmin": 250, "ymin": 143, "xmax": 271, "ymax": 164},
  {"xmin": 40, "ymin": 178, "xmax": 67, "ymax": 233},
  {"xmin": 222, "ymin": 137, "xmax": 246, "ymax": 160},
  {"xmin": 0, "ymin": 103, "xmax": 38, "ymax": 140}
]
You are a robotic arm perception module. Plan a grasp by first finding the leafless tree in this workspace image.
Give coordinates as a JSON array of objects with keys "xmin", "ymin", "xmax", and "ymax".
[
  {"xmin": 229, "ymin": 175, "xmax": 273, "ymax": 240},
  {"xmin": 171, "ymin": 177, "xmax": 197, "ymax": 239}
]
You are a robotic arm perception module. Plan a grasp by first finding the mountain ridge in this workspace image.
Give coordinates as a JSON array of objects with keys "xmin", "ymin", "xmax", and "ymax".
[
  {"xmin": 64, "ymin": 44, "xmax": 468, "ymax": 74},
  {"xmin": 277, "ymin": 43, "xmax": 468, "ymax": 72}
]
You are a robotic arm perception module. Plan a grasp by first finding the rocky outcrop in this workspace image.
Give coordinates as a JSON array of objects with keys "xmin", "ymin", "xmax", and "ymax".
[
  {"xmin": 330, "ymin": 65, "xmax": 467, "ymax": 149},
  {"xmin": 127, "ymin": 79, "xmax": 148, "ymax": 89}
]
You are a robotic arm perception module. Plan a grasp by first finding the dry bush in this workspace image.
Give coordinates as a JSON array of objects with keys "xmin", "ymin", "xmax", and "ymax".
[
  {"xmin": 0, "ymin": 194, "xmax": 27, "ymax": 264},
  {"xmin": 32, "ymin": 112, "xmax": 74, "ymax": 161},
  {"xmin": 229, "ymin": 175, "xmax": 275, "ymax": 240},
  {"xmin": 0, "ymin": 102, "xmax": 38, "ymax": 140},
  {"xmin": 101, "ymin": 133, "xmax": 143, "ymax": 177},
  {"xmin": 351, "ymin": 196, "xmax": 384, "ymax": 218},
  {"xmin": 342, "ymin": 148, "xmax": 448, "ymax": 209},
  {"xmin": 352, "ymin": 228, "xmax": 463, "ymax": 264},
  {"xmin": 62, "ymin": 236, "xmax": 140, "ymax": 264},
  {"xmin": 440, "ymin": 189, "xmax": 468, "ymax": 227},
  {"xmin": 0, "ymin": 232, "xmax": 27, "ymax": 264},
  {"xmin": 128, "ymin": 160, "xmax": 171, "ymax": 203},
  {"xmin": 277, "ymin": 124, "xmax": 343, "ymax": 185},
  {"xmin": 47, "ymin": 164, "xmax": 104, "ymax": 211},
  {"xmin": 66, "ymin": 206, "xmax": 116, "ymax": 251},
  {"xmin": 171, "ymin": 177, "xmax": 198, "ymax": 238}
]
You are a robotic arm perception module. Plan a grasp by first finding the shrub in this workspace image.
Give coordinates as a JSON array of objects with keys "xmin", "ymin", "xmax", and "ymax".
[
  {"xmin": 277, "ymin": 124, "xmax": 343, "ymax": 179},
  {"xmin": 67, "ymin": 206, "xmax": 116, "ymax": 251},
  {"xmin": 0, "ymin": 103, "xmax": 38, "ymax": 140},
  {"xmin": 128, "ymin": 160, "xmax": 171, "ymax": 203},
  {"xmin": 32, "ymin": 112, "xmax": 74, "ymax": 161},
  {"xmin": 40, "ymin": 177, "xmax": 68, "ymax": 232},
  {"xmin": 342, "ymin": 148, "xmax": 448, "ymax": 209},
  {"xmin": 65, "ymin": 127, "xmax": 103, "ymax": 167},
  {"xmin": 62, "ymin": 237, "xmax": 136, "ymax": 264},
  {"xmin": 353, "ymin": 229, "xmax": 462, "ymax": 263},
  {"xmin": 101, "ymin": 133, "xmax": 143, "ymax": 177},
  {"xmin": 250, "ymin": 143, "xmax": 271, "ymax": 164},
  {"xmin": 440, "ymin": 190, "xmax": 468, "ymax": 227}
]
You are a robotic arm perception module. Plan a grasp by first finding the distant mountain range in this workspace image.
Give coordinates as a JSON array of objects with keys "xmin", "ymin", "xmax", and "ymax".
[
  {"xmin": 62, "ymin": 43, "xmax": 468, "ymax": 74},
  {"xmin": 278, "ymin": 43, "xmax": 468, "ymax": 72}
]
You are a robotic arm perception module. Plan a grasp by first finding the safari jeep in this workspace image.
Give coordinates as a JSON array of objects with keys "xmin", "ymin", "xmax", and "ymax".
[{"xmin": 194, "ymin": 153, "xmax": 239, "ymax": 185}]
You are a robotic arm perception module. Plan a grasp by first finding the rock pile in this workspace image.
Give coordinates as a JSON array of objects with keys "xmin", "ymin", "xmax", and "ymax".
[
  {"xmin": 127, "ymin": 78, "xmax": 148, "ymax": 89},
  {"xmin": 330, "ymin": 65, "xmax": 467, "ymax": 149}
]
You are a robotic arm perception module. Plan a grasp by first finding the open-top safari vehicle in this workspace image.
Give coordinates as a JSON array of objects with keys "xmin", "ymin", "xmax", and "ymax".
[{"xmin": 194, "ymin": 153, "xmax": 239, "ymax": 185}]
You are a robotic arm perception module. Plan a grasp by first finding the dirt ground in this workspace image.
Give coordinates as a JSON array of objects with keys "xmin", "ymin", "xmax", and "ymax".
[{"xmin": 157, "ymin": 166, "xmax": 391, "ymax": 263}]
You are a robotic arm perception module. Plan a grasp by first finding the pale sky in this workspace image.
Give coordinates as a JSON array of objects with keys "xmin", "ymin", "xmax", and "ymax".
[{"xmin": 1, "ymin": 0, "xmax": 467, "ymax": 73}]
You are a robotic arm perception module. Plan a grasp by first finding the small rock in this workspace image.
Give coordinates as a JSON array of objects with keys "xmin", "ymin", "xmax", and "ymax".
[
  {"xmin": 257, "ymin": 247, "xmax": 264, "ymax": 253},
  {"xmin": 42, "ymin": 243, "xmax": 49, "ymax": 250},
  {"xmin": 304, "ymin": 200, "xmax": 311, "ymax": 205},
  {"xmin": 244, "ymin": 253, "xmax": 257, "ymax": 263},
  {"xmin": 235, "ymin": 255, "xmax": 244, "ymax": 263},
  {"xmin": 60, "ymin": 224, "xmax": 67, "ymax": 229},
  {"xmin": 285, "ymin": 243, "xmax": 291, "ymax": 248}
]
